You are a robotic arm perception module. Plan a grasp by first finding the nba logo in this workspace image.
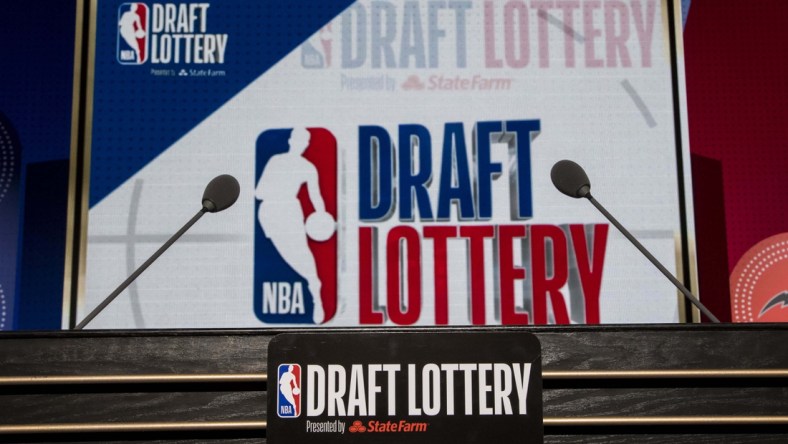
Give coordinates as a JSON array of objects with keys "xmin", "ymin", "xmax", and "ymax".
[
  {"xmin": 277, "ymin": 364, "xmax": 302, "ymax": 418},
  {"xmin": 117, "ymin": 3, "xmax": 149, "ymax": 65},
  {"xmin": 301, "ymin": 25, "xmax": 333, "ymax": 68},
  {"xmin": 254, "ymin": 128, "xmax": 338, "ymax": 325}
]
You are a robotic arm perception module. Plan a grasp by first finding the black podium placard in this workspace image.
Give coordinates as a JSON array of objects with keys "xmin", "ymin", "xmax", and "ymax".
[{"xmin": 267, "ymin": 332, "xmax": 543, "ymax": 443}]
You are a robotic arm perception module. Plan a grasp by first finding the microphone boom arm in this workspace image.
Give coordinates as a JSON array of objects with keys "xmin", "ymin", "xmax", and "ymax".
[
  {"xmin": 585, "ymin": 194, "xmax": 720, "ymax": 323},
  {"xmin": 73, "ymin": 208, "xmax": 208, "ymax": 330}
]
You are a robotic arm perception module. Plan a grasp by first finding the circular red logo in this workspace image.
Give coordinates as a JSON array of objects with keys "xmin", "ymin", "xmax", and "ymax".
[
  {"xmin": 349, "ymin": 420, "xmax": 366, "ymax": 433},
  {"xmin": 730, "ymin": 233, "xmax": 788, "ymax": 323}
]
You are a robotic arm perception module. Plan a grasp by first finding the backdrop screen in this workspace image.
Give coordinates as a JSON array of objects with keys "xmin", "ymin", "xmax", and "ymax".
[{"xmin": 77, "ymin": 0, "xmax": 694, "ymax": 328}]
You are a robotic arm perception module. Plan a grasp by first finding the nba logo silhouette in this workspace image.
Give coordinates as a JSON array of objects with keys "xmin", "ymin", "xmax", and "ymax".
[
  {"xmin": 301, "ymin": 25, "xmax": 333, "ymax": 68},
  {"xmin": 117, "ymin": 3, "xmax": 149, "ymax": 65},
  {"xmin": 254, "ymin": 128, "xmax": 337, "ymax": 325},
  {"xmin": 277, "ymin": 364, "xmax": 302, "ymax": 418}
]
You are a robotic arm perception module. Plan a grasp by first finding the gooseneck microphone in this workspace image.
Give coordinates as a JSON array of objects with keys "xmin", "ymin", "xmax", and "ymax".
[
  {"xmin": 550, "ymin": 160, "xmax": 720, "ymax": 323},
  {"xmin": 201, "ymin": 174, "xmax": 241, "ymax": 213},
  {"xmin": 73, "ymin": 175, "xmax": 241, "ymax": 330}
]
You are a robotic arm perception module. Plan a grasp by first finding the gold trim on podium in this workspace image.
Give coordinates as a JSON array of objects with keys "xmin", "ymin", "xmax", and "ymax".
[
  {"xmin": 3, "ymin": 416, "xmax": 788, "ymax": 434},
  {"xmin": 0, "ymin": 374, "xmax": 266, "ymax": 386},
  {"xmin": 0, "ymin": 421, "xmax": 266, "ymax": 434},
  {"xmin": 542, "ymin": 369, "xmax": 788, "ymax": 379},
  {"xmin": 3, "ymin": 368, "xmax": 788, "ymax": 386},
  {"xmin": 544, "ymin": 416, "xmax": 788, "ymax": 426}
]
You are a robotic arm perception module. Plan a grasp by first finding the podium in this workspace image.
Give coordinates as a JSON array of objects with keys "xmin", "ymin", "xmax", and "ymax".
[{"xmin": 1, "ymin": 325, "xmax": 787, "ymax": 442}]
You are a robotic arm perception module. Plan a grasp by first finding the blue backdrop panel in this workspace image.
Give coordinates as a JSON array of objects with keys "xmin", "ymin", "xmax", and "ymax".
[
  {"xmin": 0, "ymin": 1, "xmax": 76, "ymax": 330},
  {"xmin": 89, "ymin": 0, "xmax": 354, "ymax": 207}
]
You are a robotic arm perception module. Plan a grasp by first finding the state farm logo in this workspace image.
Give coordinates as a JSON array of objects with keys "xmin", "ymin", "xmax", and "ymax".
[
  {"xmin": 730, "ymin": 233, "xmax": 788, "ymax": 322},
  {"xmin": 348, "ymin": 419, "xmax": 429, "ymax": 433},
  {"xmin": 348, "ymin": 420, "xmax": 366, "ymax": 433},
  {"xmin": 400, "ymin": 74, "xmax": 513, "ymax": 92}
]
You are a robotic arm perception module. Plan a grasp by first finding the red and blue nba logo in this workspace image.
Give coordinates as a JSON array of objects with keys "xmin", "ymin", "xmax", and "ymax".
[
  {"xmin": 277, "ymin": 364, "xmax": 302, "ymax": 418},
  {"xmin": 301, "ymin": 25, "xmax": 333, "ymax": 68},
  {"xmin": 117, "ymin": 3, "xmax": 149, "ymax": 65},
  {"xmin": 254, "ymin": 128, "xmax": 337, "ymax": 325}
]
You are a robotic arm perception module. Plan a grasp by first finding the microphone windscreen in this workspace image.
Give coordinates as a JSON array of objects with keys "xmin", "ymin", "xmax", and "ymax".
[
  {"xmin": 202, "ymin": 174, "xmax": 240, "ymax": 212},
  {"xmin": 551, "ymin": 160, "xmax": 591, "ymax": 198}
]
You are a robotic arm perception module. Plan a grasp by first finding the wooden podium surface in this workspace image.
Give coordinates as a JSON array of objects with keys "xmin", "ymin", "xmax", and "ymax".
[{"xmin": 1, "ymin": 324, "xmax": 787, "ymax": 443}]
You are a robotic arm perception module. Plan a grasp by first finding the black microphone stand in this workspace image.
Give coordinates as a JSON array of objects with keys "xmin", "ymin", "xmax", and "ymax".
[
  {"xmin": 584, "ymin": 193, "xmax": 721, "ymax": 323},
  {"xmin": 73, "ymin": 208, "xmax": 208, "ymax": 330}
]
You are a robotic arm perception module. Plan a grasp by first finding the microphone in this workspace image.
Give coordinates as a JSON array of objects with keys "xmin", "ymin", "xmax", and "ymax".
[
  {"xmin": 202, "ymin": 174, "xmax": 240, "ymax": 212},
  {"xmin": 73, "ymin": 174, "xmax": 241, "ymax": 330},
  {"xmin": 551, "ymin": 160, "xmax": 591, "ymax": 199},
  {"xmin": 550, "ymin": 160, "xmax": 720, "ymax": 323}
]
